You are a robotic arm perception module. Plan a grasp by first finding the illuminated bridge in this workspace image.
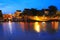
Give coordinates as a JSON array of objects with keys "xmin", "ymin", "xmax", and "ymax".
[{"xmin": 28, "ymin": 16, "xmax": 60, "ymax": 22}]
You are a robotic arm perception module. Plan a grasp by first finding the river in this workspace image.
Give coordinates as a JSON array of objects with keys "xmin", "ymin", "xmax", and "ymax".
[{"xmin": 0, "ymin": 21, "xmax": 60, "ymax": 40}]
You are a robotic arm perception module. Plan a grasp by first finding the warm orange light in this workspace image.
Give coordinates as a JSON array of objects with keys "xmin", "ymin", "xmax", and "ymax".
[
  {"xmin": 55, "ymin": 22, "xmax": 59, "ymax": 30},
  {"xmin": 34, "ymin": 16, "xmax": 40, "ymax": 20},
  {"xmin": 52, "ymin": 22, "xmax": 59, "ymax": 30},
  {"xmin": 34, "ymin": 22, "xmax": 40, "ymax": 32}
]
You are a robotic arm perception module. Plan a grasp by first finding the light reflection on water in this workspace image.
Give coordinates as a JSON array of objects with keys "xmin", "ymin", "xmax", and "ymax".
[
  {"xmin": 2, "ymin": 21, "xmax": 60, "ymax": 34},
  {"xmin": 19, "ymin": 22, "xmax": 25, "ymax": 32},
  {"xmin": 51, "ymin": 22, "xmax": 59, "ymax": 30},
  {"xmin": 34, "ymin": 22, "xmax": 40, "ymax": 32},
  {"xmin": 19, "ymin": 21, "xmax": 59, "ymax": 33},
  {"xmin": 0, "ymin": 21, "xmax": 60, "ymax": 40},
  {"xmin": 8, "ymin": 21, "xmax": 12, "ymax": 34}
]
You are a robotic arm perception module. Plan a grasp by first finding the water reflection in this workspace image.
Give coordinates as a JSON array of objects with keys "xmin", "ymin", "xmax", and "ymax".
[
  {"xmin": 41, "ymin": 22, "xmax": 46, "ymax": 31},
  {"xmin": 3, "ymin": 21, "xmax": 13, "ymax": 35},
  {"xmin": 8, "ymin": 21, "xmax": 12, "ymax": 34},
  {"xmin": 19, "ymin": 22, "xmax": 25, "ymax": 31},
  {"xmin": 34, "ymin": 22, "xmax": 40, "ymax": 32},
  {"xmin": 52, "ymin": 22, "xmax": 59, "ymax": 30},
  {"xmin": 3, "ymin": 22, "xmax": 16, "ymax": 36},
  {"xmin": 0, "ymin": 21, "xmax": 60, "ymax": 40},
  {"xmin": 19, "ymin": 21, "xmax": 59, "ymax": 33},
  {"xmin": 0, "ymin": 22, "xmax": 3, "ymax": 36}
]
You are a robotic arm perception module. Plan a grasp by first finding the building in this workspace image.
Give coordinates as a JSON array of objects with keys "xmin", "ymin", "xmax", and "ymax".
[
  {"xmin": 56, "ymin": 11, "xmax": 60, "ymax": 14},
  {"xmin": 14, "ymin": 10, "xmax": 22, "ymax": 18},
  {"xmin": 3, "ymin": 14, "xmax": 12, "ymax": 21},
  {"xmin": 55, "ymin": 11, "xmax": 60, "ymax": 17}
]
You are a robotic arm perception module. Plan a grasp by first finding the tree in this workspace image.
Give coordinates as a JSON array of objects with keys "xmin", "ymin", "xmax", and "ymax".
[
  {"xmin": 48, "ymin": 5, "xmax": 58, "ymax": 16},
  {"xmin": 22, "ymin": 8, "xmax": 31, "ymax": 16},
  {"xmin": 0, "ymin": 10, "xmax": 3, "ymax": 18},
  {"xmin": 30, "ymin": 8, "xmax": 36, "ymax": 16},
  {"xmin": 36, "ymin": 10, "xmax": 44, "ymax": 16},
  {"xmin": 41, "ymin": 9, "xmax": 49, "ymax": 16}
]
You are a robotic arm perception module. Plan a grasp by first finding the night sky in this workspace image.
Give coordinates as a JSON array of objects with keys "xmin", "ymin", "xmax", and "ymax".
[{"xmin": 0, "ymin": 0, "xmax": 60, "ymax": 14}]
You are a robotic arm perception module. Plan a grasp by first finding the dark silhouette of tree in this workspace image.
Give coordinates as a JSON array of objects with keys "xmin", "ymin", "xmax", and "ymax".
[
  {"xmin": 43, "ymin": 9, "xmax": 50, "ymax": 16},
  {"xmin": 36, "ymin": 10, "xmax": 44, "ymax": 16},
  {"xmin": 19, "ymin": 13, "xmax": 23, "ymax": 16},
  {"xmin": 35, "ymin": 10, "xmax": 40, "ymax": 16},
  {"xmin": 22, "ymin": 8, "xmax": 31, "ymax": 16},
  {"xmin": 30, "ymin": 8, "xmax": 37, "ymax": 16},
  {"xmin": 16, "ymin": 10, "xmax": 21, "ymax": 12},
  {"xmin": 48, "ymin": 5, "xmax": 58, "ymax": 17},
  {"xmin": 0, "ymin": 10, "xmax": 3, "ymax": 18}
]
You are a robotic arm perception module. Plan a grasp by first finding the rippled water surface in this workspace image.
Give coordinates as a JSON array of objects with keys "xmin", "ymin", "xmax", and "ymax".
[{"xmin": 0, "ymin": 21, "xmax": 60, "ymax": 40}]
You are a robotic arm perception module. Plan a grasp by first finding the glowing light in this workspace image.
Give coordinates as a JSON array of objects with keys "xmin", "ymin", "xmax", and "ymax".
[
  {"xmin": 42, "ymin": 22, "xmax": 46, "ymax": 27},
  {"xmin": 52, "ymin": 22, "xmax": 59, "ymax": 30},
  {"xmin": 34, "ymin": 22, "xmax": 40, "ymax": 32},
  {"xmin": 8, "ymin": 21, "xmax": 12, "ymax": 34},
  {"xmin": 42, "ymin": 22, "xmax": 46, "ymax": 31},
  {"xmin": 55, "ymin": 22, "xmax": 59, "ymax": 30},
  {"xmin": 42, "ymin": 22, "xmax": 45, "ymax": 24},
  {"xmin": 34, "ymin": 16, "xmax": 40, "ymax": 20},
  {"xmin": 8, "ymin": 18, "xmax": 11, "ymax": 20}
]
